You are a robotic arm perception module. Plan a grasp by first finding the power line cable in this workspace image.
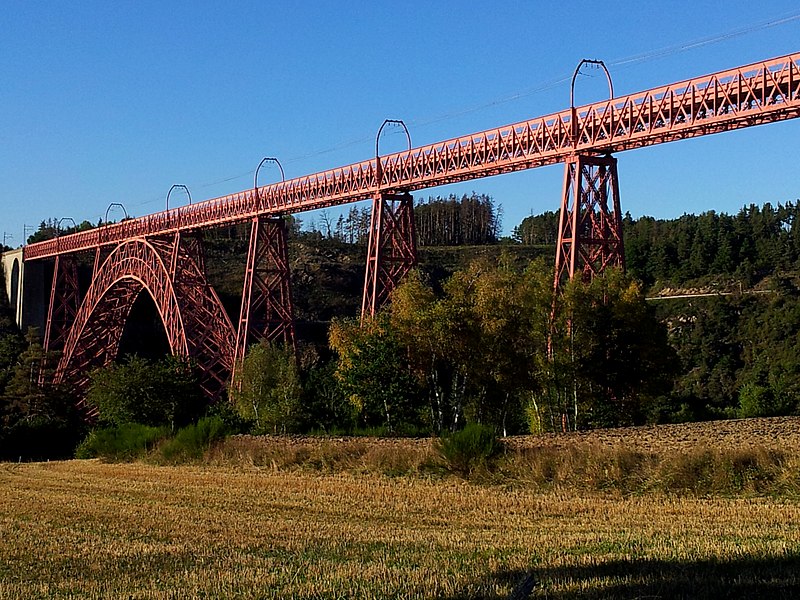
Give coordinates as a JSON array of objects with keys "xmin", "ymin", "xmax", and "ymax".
[{"xmin": 122, "ymin": 11, "xmax": 800, "ymax": 209}]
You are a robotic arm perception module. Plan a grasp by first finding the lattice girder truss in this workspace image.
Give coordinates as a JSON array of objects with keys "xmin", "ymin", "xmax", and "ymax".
[
  {"xmin": 234, "ymin": 216, "xmax": 296, "ymax": 369},
  {"xmin": 55, "ymin": 235, "xmax": 235, "ymax": 402},
  {"xmin": 43, "ymin": 254, "xmax": 80, "ymax": 356},
  {"xmin": 167, "ymin": 233, "xmax": 237, "ymax": 396},
  {"xmin": 362, "ymin": 192, "xmax": 417, "ymax": 319},
  {"xmin": 554, "ymin": 153, "xmax": 625, "ymax": 289},
  {"xmin": 23, "ymin": 53, "xmax": 800, "ymax": 263}
]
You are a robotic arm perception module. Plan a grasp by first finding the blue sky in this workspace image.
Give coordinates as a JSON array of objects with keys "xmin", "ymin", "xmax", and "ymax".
[{"xmin": 2, "ymin": 1, "xmax": 800, "ymax": 246}]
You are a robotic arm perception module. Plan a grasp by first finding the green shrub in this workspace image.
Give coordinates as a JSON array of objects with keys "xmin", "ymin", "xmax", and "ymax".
[
  {"xmin": 86, "ymin": 355, "xmax": 205, "ymax": 429},
  {"xmin": 0, "ymin": 416, "xmax": 87, "ymax": 462},
  {"xmin": 206, "ymin": 400, "xmax": 250, "ymax": 434},
  {"xmin": 437, "ymin": 423, "xmax": 502, "ymax": 477},
  {"xmin": 157, "ymin": 416, "xmax": 229, "ymax": 463},
  {"xmin": 738, "ymin": 383, "xmax": 778, "ymax": 418},
  {"xmin": 76, "ymin": 423, "xmax": 168, "ymax": 461}
]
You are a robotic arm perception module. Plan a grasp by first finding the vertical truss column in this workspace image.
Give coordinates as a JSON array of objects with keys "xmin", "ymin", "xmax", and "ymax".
[
  {"xmin": 553, "ymin": 153, "xmax": 625, "ymax": 291},
  {"xmin": 234, "ymin": 216, "xmax": 296, "ymax": 367},
  {"xmin": 92, "ymin": 246, "xmax": 111, "ymax": 277},
  {"xmin": 43, "ymin": 254, "xmax": 80, "ymax": 355},
  {"xmin": 361, "ymin": 192, "xmax": 417, "ymax": 320}
]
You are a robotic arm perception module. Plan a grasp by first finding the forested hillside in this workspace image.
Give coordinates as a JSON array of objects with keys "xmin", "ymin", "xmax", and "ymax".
[
  {"xmin": 3, "ymin": 196, "xmax": 800, "ymax": 459},
  {"xmin": 514, "ymin": 201, "xmax": 800, "ymax": 422},
  {"xmin": 515, "ymin": 201, "xmax": 800, "ymax": 288}
]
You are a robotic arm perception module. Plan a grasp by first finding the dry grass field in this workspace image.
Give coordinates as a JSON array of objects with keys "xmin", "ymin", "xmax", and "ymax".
[{"xmin": 2, "ymin": 418, "xmax": 800, "ymax": 598}]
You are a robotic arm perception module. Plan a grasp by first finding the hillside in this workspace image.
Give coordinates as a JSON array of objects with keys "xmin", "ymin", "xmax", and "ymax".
[{"xmin": 204, "ymin": 237, "xmax": 552, "ymax": 324}]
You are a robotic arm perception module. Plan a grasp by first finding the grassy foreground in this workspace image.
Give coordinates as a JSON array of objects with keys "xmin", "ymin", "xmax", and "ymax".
[{"xmin": 1, "ymin": 459, "xmax": 800, "ymax": 598}]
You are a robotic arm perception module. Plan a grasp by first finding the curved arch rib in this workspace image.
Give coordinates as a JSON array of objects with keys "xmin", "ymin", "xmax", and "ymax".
[{"xmin": 55, "ymin": 237, "xmax": 235, "ymax": 407}]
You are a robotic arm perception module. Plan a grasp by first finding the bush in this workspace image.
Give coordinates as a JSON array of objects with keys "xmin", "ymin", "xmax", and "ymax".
[
  {"xmin": 157, "ymin": 417, "xmax": 229, "ymax": 463},
  {"xmin": 0, "ymin": 416, "xmax": 87, "ymax": 461},
  {"xmin": 229, "ymin": 343, "xmax": 302, "ymax": 434},
  {"xmin": 437, "ymin": 423, "xmax": 502, "ymax": 477},
  {"xmin": 76, "ymin": 423, "xmax": 168, "ymax": 461},
  {"xmin": 86, "ymin": 355, "xmax": 205, "ymax": 429},
  {"xmin": 206, "ymin": 400, "xmax": 250, "ymax": 434},
  {"xmin": 298, "ymin": 359, "xmax": 356, "ymax": 433}
]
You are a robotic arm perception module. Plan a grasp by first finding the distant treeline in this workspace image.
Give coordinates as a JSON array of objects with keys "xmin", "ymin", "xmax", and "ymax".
[
  {"xmin": 415, "ymin": 193, "xmax": 501, "ymax": 246},
  {"xmin": 512, "ymin": 210, "xmax": 559, "ymax": 246},
  {"xmin": 26, "ymin": 218, "xmax": 96, "ymax": 245},
  {"xmin": 515, "ymin": 202, "xmax": 800, "ymax": 285},
  {"xmin": 305, "ymin": 193, "xmax": 501, "ymax": 247},
  {"xmin": 624, "ymin": 203, "xmax": 800, "ymax": 285}
]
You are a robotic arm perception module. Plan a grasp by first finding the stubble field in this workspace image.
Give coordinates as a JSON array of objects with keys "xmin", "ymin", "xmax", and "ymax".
[{"xmin": 2, "ymin": 418, "xmax": 800, "ymax": 599}]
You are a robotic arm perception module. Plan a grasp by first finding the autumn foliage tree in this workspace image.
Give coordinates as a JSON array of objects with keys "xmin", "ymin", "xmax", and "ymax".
[
  {"xmin": 388, "ymin": 258, "xmax": 553, "ymax": 435},
  {"xmin": 229, "ymin": 342, "xmax": 302, "ymax": 434},
  {"xmin": 328, "ymin": 316, "xmax": 422, "ymax": 433},
  {"xmin": 381, "ymin": 258, "xmax": 676, "ymax": 434}
]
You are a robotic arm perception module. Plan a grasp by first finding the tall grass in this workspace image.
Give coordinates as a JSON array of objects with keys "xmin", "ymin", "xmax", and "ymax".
[
  {"xmin": 75, "ymin": 423, "xmax": 168, "ymax": 461},
  {"xmin": 74, "ymin": 422, "xmax": 800, "ymax": 497},
  {"xmin": 208, "ymin": 435, "xmax": 800, "ymax": 497},
  {"xmin": 155, "ymin": 416, "xmax": 229, "ymax": 463},
  {"xmin": 209, "ymin": 435, "xmax": 439, "ymax": 477},
  {"xmin": 504, "ymin": 444, "xmax": 798, "ymax": 496}
]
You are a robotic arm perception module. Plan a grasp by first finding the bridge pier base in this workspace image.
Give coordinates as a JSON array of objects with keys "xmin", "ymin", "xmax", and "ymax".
[
  {"xmin": 361, "ymin": 192, "xmax": 417, "ymax": 320},
  {"xmin": 553, "ymin": 153, "xmax": 625, "ymax": 291},
  {"xmin": 234, "ymin": 216, "xmax": 296, "ymax": 371}
]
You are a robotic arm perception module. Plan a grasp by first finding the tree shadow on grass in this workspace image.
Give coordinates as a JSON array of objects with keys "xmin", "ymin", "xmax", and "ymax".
[{"xmin": 449, "ymin": 552, "xmax": 800, "ymax": 599}]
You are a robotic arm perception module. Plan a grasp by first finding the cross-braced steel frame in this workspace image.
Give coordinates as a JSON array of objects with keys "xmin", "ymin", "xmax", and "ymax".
[
  {"xmin": 554, "ymin": 153, "xmax": 625, "ymax": 289},
  {"xmin": 234, "ymin": 216, "xmax": 296, "ymax": 371},
  {"xmin": 362, "ymin": 192, "xmax": 417, "ymax": 319},
  {"xmin": 54, "ymin": 235, "xmax": 235, "ymax": 408},
  {"xmin": 43, "ymin": 254, "xmax": 80, "ymax": 356}
]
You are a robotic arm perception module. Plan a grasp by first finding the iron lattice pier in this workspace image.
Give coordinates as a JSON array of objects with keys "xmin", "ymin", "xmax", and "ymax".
[{"xmin": 18, "ymin": 52, "xmax": 800, "ymax": 400}]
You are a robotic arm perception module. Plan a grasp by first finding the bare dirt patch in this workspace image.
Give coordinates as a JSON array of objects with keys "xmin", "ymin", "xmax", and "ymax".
[
  {"xmin": 225, "ymin": 416, "xmax": 800, "ymax": 457},
  {"xmin": 505, "ymin": 416, "xmax": 800, "ymax": 453}
]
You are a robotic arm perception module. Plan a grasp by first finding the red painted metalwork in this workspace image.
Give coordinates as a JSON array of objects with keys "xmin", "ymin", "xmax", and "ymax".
[
  {"xmin": 234, "ymin": 216, "xmax": 296, "ymax": 370},
  {"xmin": 20, "ymin": 52, "xmax": 800, "ymax": 401},
  {"xmin": 362, "ymin": 192, "xmax": 417, "ymax": 319},
  {"xmin": 41, "ymin": 254, "xmax": 81, "ymax": 387},
  {"xmin": 92, "ymin": 246, "xmax": 111, "ymax": 276},
  {"xmin": 55, "ymin": 236, "xmax": 235, "ymax": 402},
  {"xmin": 554, "ymin": 153, "xmax": 625, "ymax": 288},
  {"xmin": 23, "ymin": 53, "xmax": 800, "ymax": 262},
  {"xmin": 168, "ymin": 233, "xmax": 236, "ymax": 395},
  {"xmin": 42, "ymin": 254, "xmax": 80, "ymax": 357}
]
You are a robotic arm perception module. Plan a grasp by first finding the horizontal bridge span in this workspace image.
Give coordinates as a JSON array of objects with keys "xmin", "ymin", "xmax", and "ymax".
[{"xmin": 24, "ymin": 52, "xmax": 800, "ymax": 262}]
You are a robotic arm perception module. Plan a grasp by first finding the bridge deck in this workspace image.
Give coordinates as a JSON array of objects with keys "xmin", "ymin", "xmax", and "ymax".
[{"xmin": 24, "ymin": 52, "xmax": 800, "ymax": 262}]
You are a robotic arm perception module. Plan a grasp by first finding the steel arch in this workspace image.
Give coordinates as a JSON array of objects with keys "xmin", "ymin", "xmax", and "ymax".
[{"xmin": 54, "ymin": 237, "xmax": 235, "ymax": 404}]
